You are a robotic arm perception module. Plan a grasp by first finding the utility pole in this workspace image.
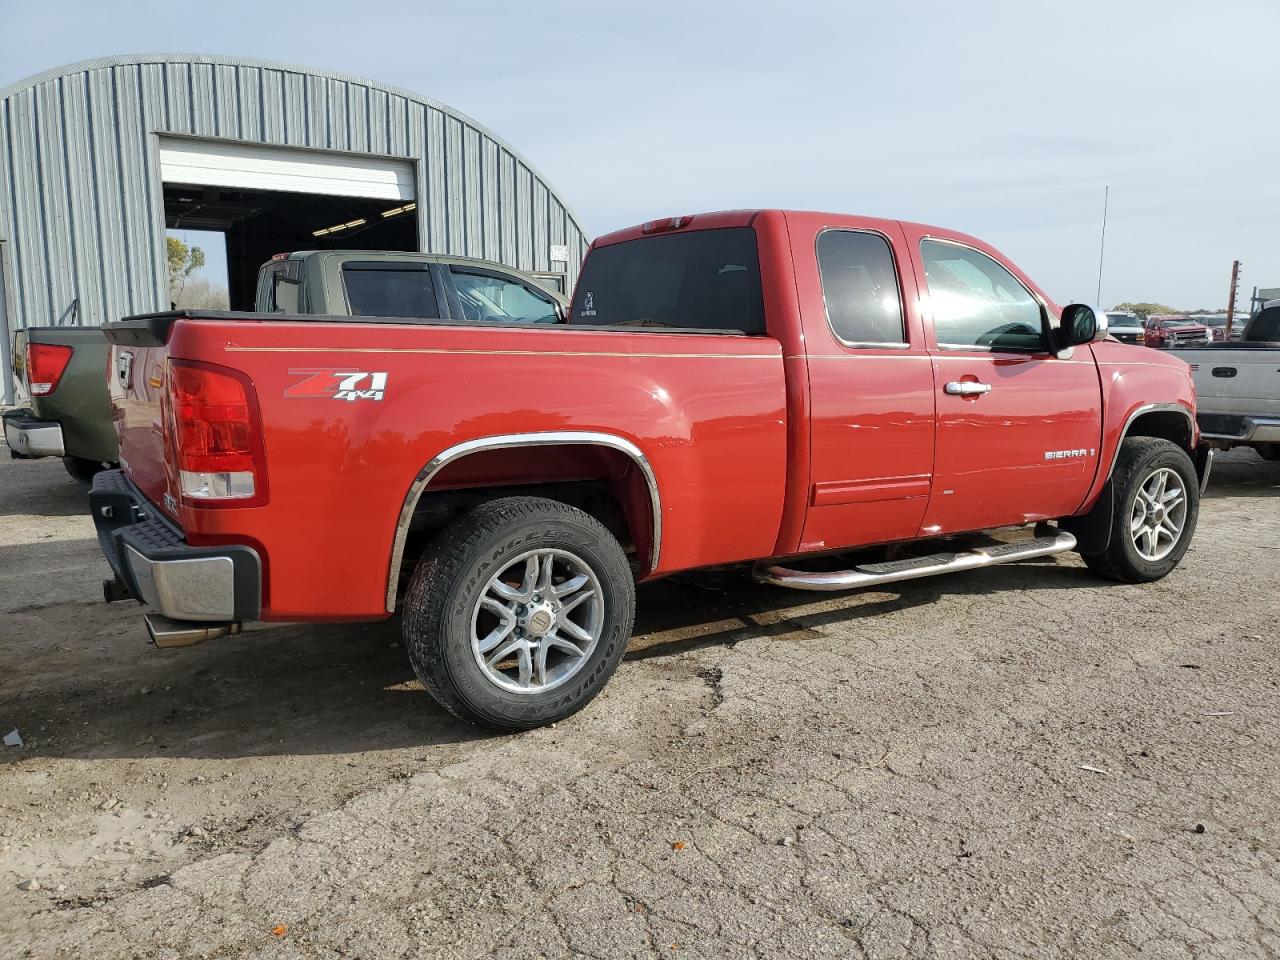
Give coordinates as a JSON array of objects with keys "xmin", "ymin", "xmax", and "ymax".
[
  {"xmin": 1225, "ymin": 260, "xmax": 1241, "ymax": 338},
  {"xmin": 1095, "ymin": 185, "xmax": 1109, "ymax": 306}
]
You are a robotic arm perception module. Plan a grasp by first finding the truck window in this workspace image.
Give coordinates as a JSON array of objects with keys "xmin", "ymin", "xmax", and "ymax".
[
  {"xmin": 920, "ymin": 240, "xmax": 1045, "ymax": 351},
  {"xmin": 570, "ymin": 228, "xmax": 765, "ymax": 334},
  {"xmin": 816, "ymin": 230, "xmax": 905, "ymax": 345},
  {"xmin": 449, "ymin": 268, "xmax": 559, "ymax": 323},
  {"xmin": 342, "ymin": 262, "xmax": 440, "ymax": 319},
  {"xmin": 257, "ymin": 258, "xmax": 302, "ymax": 312}
]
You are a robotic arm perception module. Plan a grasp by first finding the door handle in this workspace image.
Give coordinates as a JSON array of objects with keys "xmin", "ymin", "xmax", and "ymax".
[{"xmin": 944, "ymin": 380, "xmax": 992, "ymax": 396}]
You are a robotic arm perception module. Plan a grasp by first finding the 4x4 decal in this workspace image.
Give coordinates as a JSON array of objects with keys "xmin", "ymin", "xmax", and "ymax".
[{"xmin": 284, "ymin": 369, "xmax": 389, "ymax": 402}]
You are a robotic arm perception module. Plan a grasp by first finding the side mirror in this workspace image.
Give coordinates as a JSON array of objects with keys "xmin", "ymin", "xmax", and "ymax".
[{"xmin": 1060, "ymin": 304, "xmax": 1109, "ymax": 347}]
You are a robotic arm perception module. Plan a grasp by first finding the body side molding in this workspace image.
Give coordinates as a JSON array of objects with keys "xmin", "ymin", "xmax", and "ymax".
[{"xmin": 385, "ymin": 431, "xmax": 662, "ymax": 611}]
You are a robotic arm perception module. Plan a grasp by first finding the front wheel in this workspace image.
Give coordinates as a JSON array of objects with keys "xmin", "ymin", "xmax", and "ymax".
[
  {"xmin": 402, "ymin": 496, "xmax": 636, "ymax": 730},
  {"xmin": 1082, "ymin": 437, "xmax": 1199, "ymax": 583}
]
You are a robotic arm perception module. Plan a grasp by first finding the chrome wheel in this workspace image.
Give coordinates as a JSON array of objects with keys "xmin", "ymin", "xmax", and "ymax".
[
  {"xmin": 470, "ymin": 548, "xmax": 604, "ymax": 694},
  {"xmin": 1129, "ymin": 467, "xmax": 1187, "ymax": 562}
]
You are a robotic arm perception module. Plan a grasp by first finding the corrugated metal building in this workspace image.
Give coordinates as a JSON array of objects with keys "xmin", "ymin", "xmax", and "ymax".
[{"xmin": 0, "ymin": 53, "xmax": 589, "ymax": 402}]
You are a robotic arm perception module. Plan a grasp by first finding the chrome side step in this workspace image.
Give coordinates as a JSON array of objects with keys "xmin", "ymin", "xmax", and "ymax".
[
  {"xmin": 753, "ymin": 531, "xmax": 1078, "ymax": 592},
  {"xmin": 144, "ymin": 614, "xmax": 242, "ymax": 648}
]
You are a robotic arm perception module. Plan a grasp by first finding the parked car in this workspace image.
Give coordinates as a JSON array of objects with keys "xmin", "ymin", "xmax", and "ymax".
[
  {"xmin": 1145, "ymin": 315, "xmax": 1212, "ymax": 348},
  {"xmin": 4, "ymin": 252, "xmax": 566, "ymax": 481},
  {"xmin": 3, "ymin": 327, "xmax": 117, "ymax": 481},
  {"xmin": 1105, "ymin": 311, "xmax": 1146, "ymax": 345},
  {"xmin": 89, "ymin": 210, "xmax": 1208, "ymax": 730},
  {"xmin": 1169, "ymin": 302, "xmax": 1280, "ymax": 460}
]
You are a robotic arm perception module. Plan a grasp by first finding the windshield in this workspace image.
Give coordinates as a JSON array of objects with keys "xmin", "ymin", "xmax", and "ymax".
[
  {"xmin": 1166, "ymin": 319, "xmax": 1197, "ymax": 328},
  {"xmin": 570, "ymin": 228, "xmax": 766, "ymax": 334},
  {"xmin": 1106, "ymin": 313, "xmax": 1138, "ymax": 325}
]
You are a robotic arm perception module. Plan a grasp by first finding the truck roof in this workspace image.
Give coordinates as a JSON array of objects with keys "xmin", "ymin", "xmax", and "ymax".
[{"xmin": 591, "ymin": 209, "xmax": 993, "ymax": 253}]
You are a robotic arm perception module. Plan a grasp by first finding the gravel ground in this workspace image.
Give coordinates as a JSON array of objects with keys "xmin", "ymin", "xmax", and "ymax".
[{"xmin": 1, "ymin": 447, "xmax": 1278, "ymax": 959}]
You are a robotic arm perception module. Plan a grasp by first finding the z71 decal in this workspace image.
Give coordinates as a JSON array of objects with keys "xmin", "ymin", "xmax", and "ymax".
[{"xmin": 285, "ymin": 369, "xmax": 389, "ymax": 402}]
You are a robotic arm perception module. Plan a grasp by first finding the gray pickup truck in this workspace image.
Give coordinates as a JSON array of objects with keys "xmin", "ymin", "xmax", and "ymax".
[
  {"xmin": 5, "ymin": 326, "xmax": 117, "ymax": 480},
  {"xmin": 1170, "ymin": 303, "xmax": 1280, "ymax": 460},
  {"xmin": 5, "ymin": 251, "xmax": 568, "ymax": 480}
]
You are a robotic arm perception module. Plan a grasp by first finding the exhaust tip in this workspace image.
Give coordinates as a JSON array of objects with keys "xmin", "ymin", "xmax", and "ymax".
[{"xmin": 144, "ymin": 613, "xmax": 240, "ymax": 648}]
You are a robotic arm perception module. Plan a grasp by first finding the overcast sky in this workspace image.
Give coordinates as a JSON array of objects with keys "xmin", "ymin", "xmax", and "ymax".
[{"xmin": 2, "ymin": 0, "xmax": 1277, "ymax": 309}]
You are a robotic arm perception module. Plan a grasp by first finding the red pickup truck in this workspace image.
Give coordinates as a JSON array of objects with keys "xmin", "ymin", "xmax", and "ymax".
[{"xmin": 92, "ymin": 210, "xmax": 1209, "ymax": 729}]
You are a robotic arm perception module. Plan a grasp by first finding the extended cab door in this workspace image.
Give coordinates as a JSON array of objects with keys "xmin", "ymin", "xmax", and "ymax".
[
  {"xmin": 902, "ymin": 228, "xmax": 1103, "ymax": 535},
  {"xmin": 787, "ymin": 214, "xmax": 936, "ymax": 552}
]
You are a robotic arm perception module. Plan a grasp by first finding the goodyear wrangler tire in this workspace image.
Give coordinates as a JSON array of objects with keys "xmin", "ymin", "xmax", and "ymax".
[
  {"xmin": 402, "ymin": 496, "xmax": 636, "ymax": 730},
  {"xmin": 1081, "ymin": 437, "xmax": 1199, "ymax": 583}
]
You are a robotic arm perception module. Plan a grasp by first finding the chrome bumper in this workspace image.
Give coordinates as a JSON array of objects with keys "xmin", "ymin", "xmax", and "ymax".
[
  {"xmin": 1198, "ymin": 414, "xmax": 1280, "ymax": 445},
  {"xmin": 89, "ymin": 469, "xmax": 260, "ymax": 623},
  {"xmin": 3, "ymin": 409, "xmax": 65, "ymax": 458}
]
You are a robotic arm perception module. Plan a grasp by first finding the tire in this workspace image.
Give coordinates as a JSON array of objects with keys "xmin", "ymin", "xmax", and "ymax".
[
  {"xmin": 1081, "ymin": 437, "xmax": 1199, "ymax": 583},
  {"xmin": 63, "ymin": 456, "xmax": 105, "ymax": 484},
  {"xmin": 402, "ymin": 496, "xmax": 636, "ymax": 730}
]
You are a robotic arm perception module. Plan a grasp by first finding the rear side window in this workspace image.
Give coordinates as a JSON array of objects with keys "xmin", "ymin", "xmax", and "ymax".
[
  {"xmin": 1246, "ymin": 306, "xmax": 1280, "ymax": 342},
  {"xmin": 571, "ymin": 227, "xmax": 766, "ymax": 334},
  {"xmin": 817, "ymin": 230, "xmax": 905, "ymax": 345},
  {"xmin": 450, "ymin": 268, "xmax": 559, "ymax": 323},
  {"xmin": 257, "ymin": 258, "xmax": 301, "ymax": 312},
  {"xmin": 342, "ymin": 262, "xmax": 440, "ymax": 319},
  {"xmin": 920, "ymin": 240, "xmax": 1045, "ymax": 351}
]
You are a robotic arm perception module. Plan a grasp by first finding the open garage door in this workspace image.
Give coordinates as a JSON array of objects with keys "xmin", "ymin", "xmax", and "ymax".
[{"xmin": 160, "ymin": 138, "xmax": 418, "ymax": 309}]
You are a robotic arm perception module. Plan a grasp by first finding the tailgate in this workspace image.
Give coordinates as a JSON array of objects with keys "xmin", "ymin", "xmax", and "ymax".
[
  {"xmin": 1181, "ymin": 348, "xmax": 1280, "ymax": 417},
  {"xmin": 105, "ymin": 317, "xmax": 179, "ymax": 516}
]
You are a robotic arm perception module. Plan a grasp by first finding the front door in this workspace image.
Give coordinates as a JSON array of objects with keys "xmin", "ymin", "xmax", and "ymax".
[{"xmin": 910, "ymin": 236, "xmax": 1103, "ymax": 535}]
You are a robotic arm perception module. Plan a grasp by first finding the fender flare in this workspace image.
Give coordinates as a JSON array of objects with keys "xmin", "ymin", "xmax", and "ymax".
[
  {"xmin": 384, "ymin": 431, "xmax": 662, "ymax": 612},
  {"xmin": 1066, "ymin": 402, "xmax": 1199, "ymax": 553}
]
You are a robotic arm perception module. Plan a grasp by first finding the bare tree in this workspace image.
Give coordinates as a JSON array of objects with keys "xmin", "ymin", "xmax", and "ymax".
[{"xmin": 174, "ymin": 277, "xmax": 230, "ymax": 310}]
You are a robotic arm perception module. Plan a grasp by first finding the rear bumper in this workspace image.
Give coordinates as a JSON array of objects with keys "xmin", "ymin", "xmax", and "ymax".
[
  {"xmin": 3, "ymin": 409, "xmax": 65, "ymax": 458},
  {"xmin": 89, "ymin": 469, "xmax": 261, "ymax": 622},
  {"xmin": 1197, "ymin": 413, "xmax": 1280, "ymax": 444}
]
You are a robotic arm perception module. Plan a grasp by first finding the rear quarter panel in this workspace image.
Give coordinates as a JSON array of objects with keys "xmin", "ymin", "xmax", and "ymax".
[
  {"xmin": 168, "ymin": 318, "xmax": 788, "ymax": 620},
  {"xmin": 24, "ymin": 327, "xmax": 117, "ymax": 462}
]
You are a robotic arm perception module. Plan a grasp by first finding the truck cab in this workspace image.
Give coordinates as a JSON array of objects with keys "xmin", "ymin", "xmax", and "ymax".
[{"xmin": 254, "ymin": 250, "xmax": 567, "ymax": 323}]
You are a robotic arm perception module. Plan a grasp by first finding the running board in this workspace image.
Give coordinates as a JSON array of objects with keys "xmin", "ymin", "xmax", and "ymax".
[{"xmin": 753, "ymin": 531, "xmax": 1078, "ymax": 592}]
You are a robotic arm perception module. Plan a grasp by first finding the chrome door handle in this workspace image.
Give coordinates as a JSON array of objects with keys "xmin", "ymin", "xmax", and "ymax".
[{"xmin": 944, "ymin": 380, "xmax": 992, "ymax": 396}]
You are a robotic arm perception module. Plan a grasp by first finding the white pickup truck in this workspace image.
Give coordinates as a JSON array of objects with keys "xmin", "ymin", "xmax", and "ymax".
[{"xmin": 1171, "ymin": 302, "xmax": 1280, "ymax": 460}]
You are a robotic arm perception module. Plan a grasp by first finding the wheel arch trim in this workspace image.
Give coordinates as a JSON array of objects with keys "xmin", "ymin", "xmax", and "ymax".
[
  {"xmin": 385, "ymin": 431, "xmax": 662, "ymax": 612},
  {"xmin": 1105, "ymin": 402, "xmax": 1195, "ymax": 481}
]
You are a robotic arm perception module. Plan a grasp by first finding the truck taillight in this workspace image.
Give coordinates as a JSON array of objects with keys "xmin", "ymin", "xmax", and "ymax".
[
  {"xmin": 166, "ymin": 360, "xmax": 268, "ymax": 506},
  {"xmin": 26, "ymin": 343, "xmax": 74, "ymax": 396}
]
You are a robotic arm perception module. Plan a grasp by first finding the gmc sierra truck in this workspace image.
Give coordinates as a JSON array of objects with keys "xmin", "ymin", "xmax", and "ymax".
[{"xmin": 90, "ymin": 210, "xmax": 1208, "ymax": 730}]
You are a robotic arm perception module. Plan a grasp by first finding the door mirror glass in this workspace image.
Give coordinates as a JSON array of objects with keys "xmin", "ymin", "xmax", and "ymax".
[{"xmin": 1060, "ymin": 304, "xmax": 1108, "ymax": 346}]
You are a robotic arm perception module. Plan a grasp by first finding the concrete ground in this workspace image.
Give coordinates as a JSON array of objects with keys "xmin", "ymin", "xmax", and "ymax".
[{"xmin": 1, "ymin": 447, "xmax": 1278, "ymax": 959}]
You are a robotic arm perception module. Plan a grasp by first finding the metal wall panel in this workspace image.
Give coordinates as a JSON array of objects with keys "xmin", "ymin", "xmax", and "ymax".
[{"xmin": 0, "ymin": 54, "xmax": 590, "ymax": 403}]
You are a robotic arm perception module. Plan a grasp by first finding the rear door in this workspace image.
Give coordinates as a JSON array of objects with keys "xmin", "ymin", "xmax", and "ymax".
[
  {"xmin": 789, "ymin": 214, "xmax": 936, "ymax": 552},
  {"xmin": 904, "ymin": 230, "xmax": 1103, "ymax": 535}
]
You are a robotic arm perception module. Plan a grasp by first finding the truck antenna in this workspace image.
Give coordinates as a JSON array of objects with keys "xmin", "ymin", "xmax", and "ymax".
[{"xmin": 1095, "ymin": 185, "xmax": 1109, "ymax": 306}]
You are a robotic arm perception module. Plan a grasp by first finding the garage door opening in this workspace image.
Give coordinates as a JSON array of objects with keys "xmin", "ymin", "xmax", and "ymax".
[{"xmin": 160, "ymin": 138, "xmax": 418, "ymax": 310}]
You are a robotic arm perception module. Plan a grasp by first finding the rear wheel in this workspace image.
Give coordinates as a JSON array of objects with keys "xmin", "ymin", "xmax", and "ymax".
[
  {"xmin": 62, "ymin": 456, "xmax": 105, "ymax": 484},
  {"xmin": 402, "ymin": 496, "xmax": 635, "ymax": 730},
  {"xmin": 1081, "ymin": 437, "xmax": 1199, "ymax": 583}
]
